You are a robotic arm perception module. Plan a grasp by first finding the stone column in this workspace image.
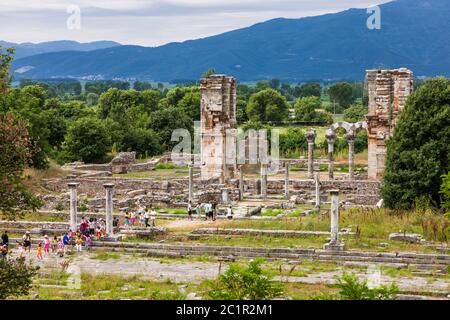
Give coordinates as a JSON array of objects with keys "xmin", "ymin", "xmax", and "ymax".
[
  {"xmin": 103, "ymin": 183, "xmax": 115, "ymax": 236},
  {"xmin": 284, "ymin": 163, "xmax": 290, "ymax": 200},
  {"xmin": 260, "ymin": 164, "xmax": 267, "ymax": 200},
  {"xmin": 324, "ymin": 190, "xmax": 345, "ymax": 251},
  {"xmin": 239, "ymin": 166, "xmax": 244, "ymax": 201},
  {"xmin": 347, "ymin": 131, "xmax": 356, "ymax": 180},
  {"xmin": 326, "ymin": 129, "xmax": 336, "ymax": 180},
  {"xmin": 68, "ymin": 182, "xmax": 79, "ymax": 232},
  {"xmin": 188, "ymin": 165, "xmax": 194, "ymax": 202},
  {"xmin": 305, "ymin": 129, "xmax": 316, "ymax": 179},
  {"xmin": 314, "ymin": 173, "xmax": 321, "ymax": 209}
]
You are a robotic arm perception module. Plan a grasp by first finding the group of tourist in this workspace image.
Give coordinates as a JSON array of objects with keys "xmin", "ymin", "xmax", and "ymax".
[
  {"xmin": 124, "ymin": 206, "xmax": 157, "ymax": 228},
  {"xmin": 187, "ymin": 201, "xmax": 233, "ymax": 220}
]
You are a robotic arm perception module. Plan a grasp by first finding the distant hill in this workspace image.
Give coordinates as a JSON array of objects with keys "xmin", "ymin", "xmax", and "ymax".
[
  {"xmin": 0, "ymin": 40, "xmax": 121, "ymax": 59},
  {"xmin": 10, "ymin": 0, "xmax": 450, "ymax": 81}
]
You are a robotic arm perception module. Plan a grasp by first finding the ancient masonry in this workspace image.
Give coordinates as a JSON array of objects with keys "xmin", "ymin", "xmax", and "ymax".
[
  {"xmin": 200, "ymin": 75, "xmax": 238, "ymax": 183},
  {"xmin": 366, "ymin": 68, "xmax": 413, "ymax": 179}
]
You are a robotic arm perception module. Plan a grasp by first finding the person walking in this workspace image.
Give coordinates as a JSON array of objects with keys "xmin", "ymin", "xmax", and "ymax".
[
  {"xmin": 226, "ymin": 205, "xmax": 234, "ymax": 220},
  {"xmin": 144, "ymin": 208, "xmax": 151, "ymax": 227},
  {"xmin": 195, "ymin": 203, "xmax": 201, "ymax": 219},
  {"xmin": 84, "ymin": 234, "xmax": 91, "ymax": 252},
  {"xmin": 51, "ymin": 236, "xmax": 58, "ymax": 253},
  {"xmin": 75, "ymin": 236, "xmax": 83, "ymax": 252},
  {"xmin": 56, "ymin": 238, "xmax": 64, "ymax": 257},
  {"xmin": 43, "ymin": 235, "xmax": 50, "ymax": 254},
  {"xmin": 212, "ymin": 202, "xmax": 217, "ymax": 221},
  {"xmin": 150, "ymin": 207, "xmax": 157, "ymax": 227},
  {"xmin": 23, "ymin": 231, "xmax": 31, "ymax": 253},
  {"xmin": 1, "ymin": 231, "xmax": 8, "ymax": 246},
  {"xmin": 187, "ymin": 201, "xmax": 193, "ymax": 221},
  {"xmin": 62, "ymin": 233, "xmax": 70, "ymax": 253},
  {"xmin": 36, "ymin": 243, "xmax": 43, "ymax": 260}
]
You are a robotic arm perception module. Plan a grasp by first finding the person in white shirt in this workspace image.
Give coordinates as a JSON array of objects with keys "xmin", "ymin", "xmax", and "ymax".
[
  {"xmin": 144, "ymin": 208, "xmax": 151, "ymax": 227},
  {"xmin": 226, "ymin": 206, "xmax": 233, "ymax": 220}
]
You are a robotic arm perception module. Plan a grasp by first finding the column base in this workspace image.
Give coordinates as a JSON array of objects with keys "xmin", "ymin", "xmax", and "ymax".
[{"xmin": 323, "ymin": 242, "xmax": 346, "ymax": 251}]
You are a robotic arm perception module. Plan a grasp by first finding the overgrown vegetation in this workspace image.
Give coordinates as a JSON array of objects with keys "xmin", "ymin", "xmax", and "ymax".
[
  {"xmin": 0, "ymin": 257, "xmax": 39, "ymax": 300},
  {"xmin": 335, "ymin": 272, "xmax": 399, "ymax": 300},
  {"xmin": 206, "ymin": 258, "xmax": 283, "ymax": 300},
  {"xmin": 382, "ymin": 78, "xmax": 450, "ymax": 210}
]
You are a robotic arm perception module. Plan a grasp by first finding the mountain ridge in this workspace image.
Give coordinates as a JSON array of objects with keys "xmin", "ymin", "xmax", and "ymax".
[
  {"xmin": 10, "ymin": 0, "xmax": 450, "ymax": 81},
  {"xmin": 0, "ymin": 40, "xmax": 121, "ymax": 59}
]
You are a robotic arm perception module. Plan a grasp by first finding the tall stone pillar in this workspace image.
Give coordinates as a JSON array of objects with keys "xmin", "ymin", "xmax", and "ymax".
[
  {"xmin": 326, "ymin": 129, "xmax": 336, "ymax": 180},
  {"xmin": 103, "ymin": 183, "xmax": 115, "ymax": 236},
  {"xmin": 284, "ymin": 163, "xmax": 290, "ymax": 200},
  {"xmin": 347, "ymin": 131, "xmax": 356, "ymax": 180},
  {"xmin": 68, "ymin": 183, "xmax": 79, "ymax": 232},
  {"xmin": 200, "ymin": 75, "xmax": 237, "ymax": 182},
  {"xmin": 305, "ymin": 129, "xmax": 316, "ymax": 179},
  {"xmin": 324, "ymin": 190, "xmax": 345, "ymax": 251},
  {"xmin": 366, "ymin": 68, "xmax": 413, "ymax": 179},
  {"xmin": 260, "ymin": 164, "xmax": 267, "ymax": 200},
  {"xmin": 239, "ymin": 166, "xmax": 244, "ymax": 201},
  {"xmin": 314, "ymin": 173, "xmax": 321, "ymax": 209},
  {"xmin": 188, "ymin": 165, "xmax": 194, "ymax": 202}
]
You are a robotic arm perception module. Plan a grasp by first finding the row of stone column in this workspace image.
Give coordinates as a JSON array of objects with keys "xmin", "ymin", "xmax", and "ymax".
[
  {"xmin": 306, "ymin": 128, "xmax": 356, "ymax": 181},
  {"xmin": 67, "ymin": 182, "xmax": 115, "ymax": 236}
]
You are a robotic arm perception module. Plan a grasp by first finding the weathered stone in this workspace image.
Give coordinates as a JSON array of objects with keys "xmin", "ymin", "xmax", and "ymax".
[
  {"xmin": 389, "ymin": 233, "xmax": 423, "ymax": 243},
  {"xmin": 366, "ymin": 68, "xmax": 413, "ymax": 179},
  {"xmin": 200, "ymin": 75, "xmax": 237, "ymax": 183},
  {"xmin": 126, "ymin": 189, "xmax": 147, "ymax": 198}
]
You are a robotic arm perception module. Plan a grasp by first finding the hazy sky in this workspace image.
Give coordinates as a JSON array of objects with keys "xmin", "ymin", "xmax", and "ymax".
[{"xmin": 0, "ymin": 0, "xmax": 391, "ymax": 46}]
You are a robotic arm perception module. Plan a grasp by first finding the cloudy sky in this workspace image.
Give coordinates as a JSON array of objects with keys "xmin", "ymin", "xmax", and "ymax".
[{"xmin": 0, "ymin": 0, "xmax": 390, "ymax": 46}]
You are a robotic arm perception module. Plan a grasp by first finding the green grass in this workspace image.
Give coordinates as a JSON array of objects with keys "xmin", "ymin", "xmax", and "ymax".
[
  {"xmin": 91, "ymin": 252, "xmax": 122, "ymax": 261},
  {"xmin": 29, "ymin": 273, "xmax": 188, "ymax": 300}
]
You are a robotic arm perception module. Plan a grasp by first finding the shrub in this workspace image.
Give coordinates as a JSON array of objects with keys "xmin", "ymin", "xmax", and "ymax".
[
  {"xmin": 207, "ymin": 258, "xmax": 283, "ymax": 300},
  {"xmin": 335, "ymin": 272, "xmax": 398, "ymax": 300},
  {"xmin": 0, "ymin": 257, "xmax": 39, "ymax": 299}
]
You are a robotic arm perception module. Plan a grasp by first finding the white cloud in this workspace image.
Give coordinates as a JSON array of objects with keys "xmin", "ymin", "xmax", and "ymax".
[{"xmin": 0, "ymin": 0, "xmax": 392, "ymax": 46}]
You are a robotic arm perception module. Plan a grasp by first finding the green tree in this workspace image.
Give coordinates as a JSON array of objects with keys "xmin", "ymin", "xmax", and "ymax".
[
  {"xmin": 381, "ymin": 78, "xmax": 450, "ymax": 210},
  {"xmin": 296, "ymin": 82, "xmax": 321, "ymax": 98},
  {"xmin": 0, "ymin": 113, "xmax": 42, "ymax": 220},
  {"xmin": 279, "ymin": 127, "xmax": 307, "ymax": 156},
  {"xmin": 0, "ymin": 257, "xmax": 39, "ymax": 299},
  {"xmin": 343, "ymin": 103, "xmax": 368, "ymax": 123},
  {"xmin": 328, "ymin": 82, "xmax": 355, "ymax": 109},
  {"xmin": 246, "ymin": 89, "xmax": 289, "ymax": 123},
  {"xmin": 207, "ymin": 258, "xmax": 283, "ymax": 300},
  {"xmin": 63, "ymin": 117, "xmax": 111, "ymax": 163},
  {"xmin": 122, "ymin": 128, "xmax": 163, "ymax": 157},
  {"xmin": 149, "ymin": 106, "xmax": 193, "ymax": 149},
  {"xmin": 202, "ymin": 68, "xmax": 215, "ymax": 78},
  {"xmin": 0, "ymin": 46, "xmax": 14, "ymax": 96},
  {"xmin": 440, "ymin": 172, "xmax": 450, "ymax": 211},
  {"xmin": 177, "ymin": 89, "xmax": 201, "ymax": 120},
  {"xmin": 294, "ymin": 96, "xmax": 333, "ymax": 124}
]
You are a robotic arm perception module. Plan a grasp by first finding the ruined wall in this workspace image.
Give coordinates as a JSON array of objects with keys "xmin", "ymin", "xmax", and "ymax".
[
  {"xmin": 366, "ymin": 68, "xmax": 413, "ymax": 179},
  {"xmin": 200, "ymin": 75, "xmax": 237, "ymax": 183}
]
